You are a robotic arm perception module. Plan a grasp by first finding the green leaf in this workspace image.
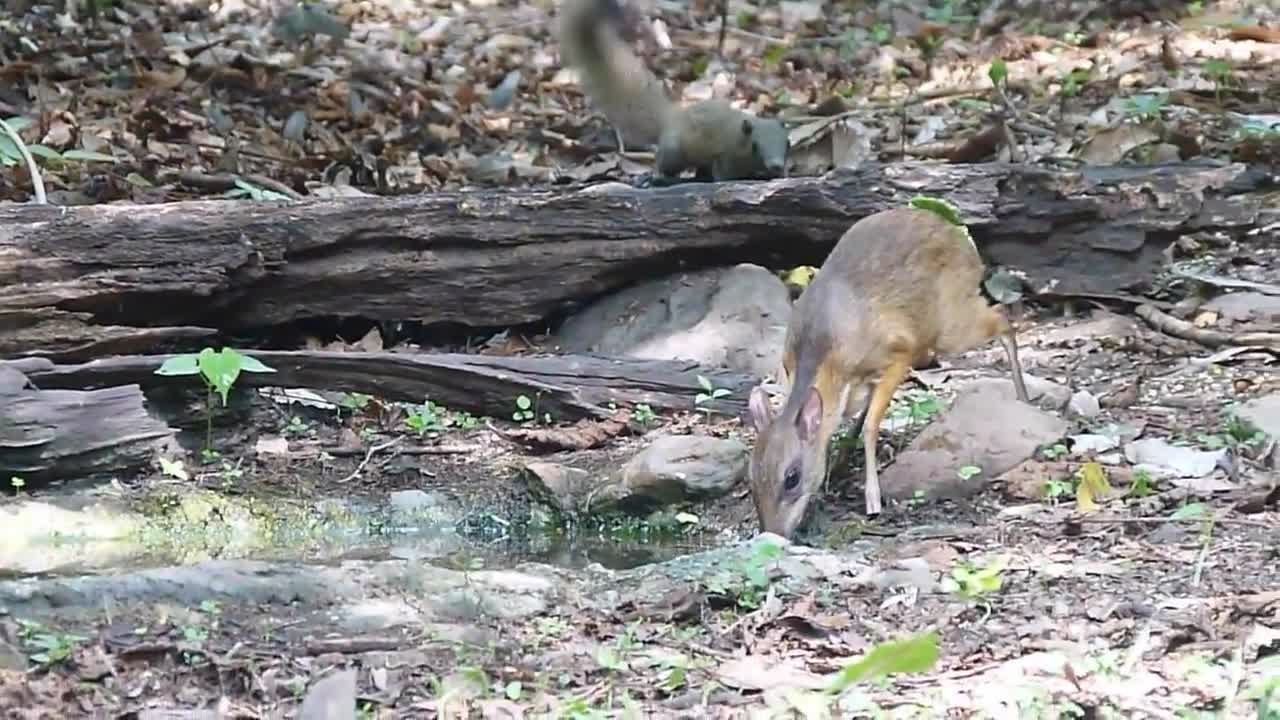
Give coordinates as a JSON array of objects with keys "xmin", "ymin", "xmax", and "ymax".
[
  {"xmin": 197, "ymin": 347, "xmax": 244, "ymax": 406},
  {"xmin": 516, "ymin": 395, "xmax": 532, "ymax": 410},
  {"xmin": 762, "ymin": 43, "xmax": 787, "ymax": 67},
  {"xmin": 25, "ymin": 144, "xmax": 62, "ymax": 159},
  {"xmin": 826, "ymin": 631, "xmax": 940, "ymax": 692},
  {"xmin": 908, "ymin": 196, "xmax": 964, "ymax": 227},
  {"xmin": 155, "ymin": 354, "xmax": 200, "ymax": 376},
  {"xmin": 988, "ymin": 58, "xmax": 1008, "ymax": 87},
  {"xmin": 124, "ymin": 172, "xmax": 154, "ymax": 188},
  {"xmin": 3, "ymin": 116, "xmax": 33, "ymax": 132},
  {"xmin": 1171, "ymin": 502, "xmax": 1208, "ymax": 520},
  {"xmin": 61, "ymin": 148, "xmax": 117, "ymax": 163},
  {"xmin": 236, "ymin": 353, "xmax": 277, "ymax": 373}
]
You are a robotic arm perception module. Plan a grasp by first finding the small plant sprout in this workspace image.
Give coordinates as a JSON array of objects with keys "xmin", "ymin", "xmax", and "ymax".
[
  {"xmin": 1124, "ymin": 93, "xmax": 1168, "ymax": 122},
  {"xmin": 941, "ymin": 555, "xmax": 1006, "ymax": 600},
  {"xmin": 10, "ymin": 476, "xmax": 25, "ymax": 493},
  {"xmin": 694, "ymin": 375, "xmax": 731, "ymax": 418},
  {"xmin": 630, "ymin": 403, "xmax": 657, "ymax": 426},
  {"xmin": 1202, "ymin": 58, "xmax": 1234, "ymax": 103},
  {"xmin": 957, "ymin": 464, "xmax": 982, "ymax": 481},
  {"xmin": 159, "ymin": 458, "xmax": 189, "ymax": 481},
  {"xmin": 339, "ymin": 392, "xmax": 371, "ymax": 412},
  {"xmin": 155, "ymin": 347, "xmax": 276, "ymax": 451},
  {"xmin": 285, "ymin": 416, "xmax": 309, "ymax": 436},
  {"xmin": 1041, "ymin": 442, "xmax": 1069, "ymax": 460},
  {"xmin": 512, "ymin": 395, "xmax": 535, "ymax": 424}
]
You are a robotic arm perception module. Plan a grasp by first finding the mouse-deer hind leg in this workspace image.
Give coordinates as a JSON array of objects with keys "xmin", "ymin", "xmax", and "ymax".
[
  {"xmin": 943, "ymin": 298, "xmax": 1030, "ymax": 404},
  {"xmin": 986, "ymin": 304, "xmax": 1029, "ymax": 403}
]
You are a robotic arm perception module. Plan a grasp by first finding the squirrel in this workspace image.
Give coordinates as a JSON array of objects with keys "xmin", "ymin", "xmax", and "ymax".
[{"xmin": 557, "ymin": 0, "xmax": 790, "ymax": 183}]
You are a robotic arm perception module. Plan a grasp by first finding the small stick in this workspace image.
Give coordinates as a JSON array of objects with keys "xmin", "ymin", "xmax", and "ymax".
[
  {"xmin": 338, "ymin": 436, "xmax": 402, "ymax": 483},
  {"xmin": 1136, "ymin": 304, "xmax": 1280, "ymax": 349}
]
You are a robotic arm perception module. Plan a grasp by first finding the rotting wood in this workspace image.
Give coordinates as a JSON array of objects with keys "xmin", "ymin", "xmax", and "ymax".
[
  {"xmin": 0, "ymin": 362, "xmax": 175, "ymax": 486},
  {"xmin": 24, "ymin": 350, "xmax": 756, "ymax": 421},
  {"xmin": 1, "ymin": 161, "xmax": 1271, "ymax": 360}
]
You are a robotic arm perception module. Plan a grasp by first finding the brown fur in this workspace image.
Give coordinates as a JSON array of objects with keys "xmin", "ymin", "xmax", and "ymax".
[
  {"xmin": 747, "ymin": 207, "xmax": 1030, "ymax": 539},
  {"xmin": 557, "ymin": 0, "xmax": 789, "ymax": 181}
]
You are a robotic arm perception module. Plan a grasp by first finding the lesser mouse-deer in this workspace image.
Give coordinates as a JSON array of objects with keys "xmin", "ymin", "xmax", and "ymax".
[{"xmin": 748, "ymin": 206, "xmax": 1030, "ymax": 539}]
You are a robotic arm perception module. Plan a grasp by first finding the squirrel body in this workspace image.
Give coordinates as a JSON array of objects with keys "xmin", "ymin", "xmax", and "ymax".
[
  {"xmin": 747, "ymin": 208, "xmax": 1031, "ymax": 539},
  {"xmin": 557, "ymin": 0, "xmax": 789, "ymax": 182}
]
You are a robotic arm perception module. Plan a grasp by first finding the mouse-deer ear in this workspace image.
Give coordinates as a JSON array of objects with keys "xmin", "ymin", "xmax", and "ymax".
[
  {"xmin": 796, "ymin": 387, "xmax": 823, "ymax": 441},
  {"xmin": 741, "ymin": 118, "xmax": 753, "ymax": 136},
  {"xmin": 748, "ymin": 385, "xmax": 774, "ymax": 432}
]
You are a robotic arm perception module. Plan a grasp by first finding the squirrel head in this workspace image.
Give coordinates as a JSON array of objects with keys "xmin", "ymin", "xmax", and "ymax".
[{"xmin": 742, "ymin": 118, "xmax": 789, "ymax": 179}]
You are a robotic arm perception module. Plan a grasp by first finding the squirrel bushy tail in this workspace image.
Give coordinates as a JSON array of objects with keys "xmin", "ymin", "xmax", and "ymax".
[{"xmin": 557, "ymin": 0, "xmax": 672, "ymax": 149}]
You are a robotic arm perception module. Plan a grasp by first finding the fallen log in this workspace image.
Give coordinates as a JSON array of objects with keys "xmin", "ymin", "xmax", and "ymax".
[
  {"xmin": 0, "ymin": 361, "xmax": 175, "ymax": 485},
  {"xmin": 25, "ymin": 350, "xmax": 756, "ymax": 421},
  {"xmin": 2, "ymin": 161, "xmax": 1270, "ymax": 360}
]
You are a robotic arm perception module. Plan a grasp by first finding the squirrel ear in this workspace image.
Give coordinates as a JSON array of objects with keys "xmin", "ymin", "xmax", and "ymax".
[{"xmin": 741, "ymin": 118, "xmax": 753, "ymax": 136}]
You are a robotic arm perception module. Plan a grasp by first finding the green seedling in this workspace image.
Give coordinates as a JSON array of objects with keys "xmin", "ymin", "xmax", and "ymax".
[
  {"xmin": 957, "ymin": 465, "xmax": 982, "ymax": 481},
  {"xmin": 339, "ymin": 392, "xmax": 371, "ymax": 412},
  {"xmin": 284, "ymin": 416, "xmax": 309, "ymax": 437},
  {"xmin": 1124, "ymin": 93, "xmax": 1168, "ymax": 122},
  {"xmin": 703, "ymin": 538, "xmax": 784, "ymax": 610},
  {"xmin": 941, "ymin": 556, "xmax": 1006, "ymax": 599},
  {"xmin": 15, "ymin": 619, "xmax": 87, "ymax": 669},
  {"xmin": 630, "ymin": 403, "xmax": 657, "ymax": 426},
  {"xmin": 513, "ymin": 395, "xmax": 535, "ymax": 424},
  {"xmin": 10, "ymin": 476, "xmax": 24, "ymax": 493},
  {"xmin": 1041, "ymin": 442, "xmax": 1069, "ymax": 460},
  {"xmin": 988, "ymin": 58, "xmax": 1008, "ymax": 89},
  {"xmin": 1203, "ymin": 58, "xmax": 1235, "ymax": 104},
  {"xmin": 1127, "ymin": 468, "xmax": 1155, "ymax": 497},
  {"xmin": 1060, "ymin": 67, "xmax": 1091, "ymax": 97},
  {"xmin": 694, "ymin": 375, "xmax": 731, "ymax": 419},
  {"xmin": 155, "ymin": 347, "xmax": 276, "ymax": 451}
]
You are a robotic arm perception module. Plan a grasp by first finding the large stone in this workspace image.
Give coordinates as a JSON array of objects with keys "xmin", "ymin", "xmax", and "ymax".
[
  {"xmin": 552, "ymin": 264, "xmax": 791, "ymax": 378},
  {"xmin": 1236, "ymin": 392, "xmax": 1280, "ymax": 441},
  {"xmin": 878, "ymin": 379, "xmax": 1069, "ymax": 501},
  {"xmin": 523, "ymin": 435, "xmax": 748, "ymax": 516},
  {"xmin": 620, "ymin": 435, "xmax": 749, "ymax": 506}
]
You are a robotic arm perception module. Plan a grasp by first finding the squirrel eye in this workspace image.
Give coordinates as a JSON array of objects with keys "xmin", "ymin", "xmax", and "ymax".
[{"xmin": 783, "ymin": 467, "xmax": 801, "ymax": 491}]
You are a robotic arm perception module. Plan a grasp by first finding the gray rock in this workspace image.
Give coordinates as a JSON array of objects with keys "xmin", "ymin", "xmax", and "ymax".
[
  {"xmin": 1068, "ymin": 390, "xmax": 1101, "ymax": 419},
  {"xmin": 522, "ymin": 462, "xmax": 621, "ymax": 514},
  {"xmin": 553, "ymin": 264, "xmax": 791, "ymax": 378},
  {"xmin": 298, "ymin": 668, "xmax": 357, "ymax": 720},
  {"xmin": 621, "ymin": 435, "xmax": 748, "ymax": 506},
  {"xmin": 388, "ymin": 490, "xmax": 462, "ymax": 527},
  {"xmin": 879, "ymin": 380, "xmax": 1068, "ymax": 501},
  {"xmin": 1203, "ymin": 292, "xmax": 1280, "ymax": 323},
  {"xmin": 523, "ymin": 436, "xmax": 747, "ymax": 515},
  {"xmin": 1236, "ymin": 393, "xmax": 1280, "ymax": 441}
]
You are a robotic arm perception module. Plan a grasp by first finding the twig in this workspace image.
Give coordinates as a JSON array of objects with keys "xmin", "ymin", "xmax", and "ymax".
[
  {"xmin": 338, "ymin": 436, "xmax": 402, "ymax": 483},
  {"xmin": 0, "ymin": 117, "xmax": 47, "ymax": 205},
  {"xmin": 717, "ymin": 0, "xmax": 729, "ymax": 56},
  {"xmin": 1135, "ymin": 304, "xmax": 1280, "ymax": 350}
]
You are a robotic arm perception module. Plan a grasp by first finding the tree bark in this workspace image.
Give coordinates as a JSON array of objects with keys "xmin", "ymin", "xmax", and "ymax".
[
  {"xmin": 0, "ymin": 361, "xmax": 175, "ymax": 486},
  {"xmin": 26, "ymin": 350, "xmax": 757, "ymax": 421},
  {"xmin": 2, "ymin": 161, "xmax": 1269, "ymax": 360}
]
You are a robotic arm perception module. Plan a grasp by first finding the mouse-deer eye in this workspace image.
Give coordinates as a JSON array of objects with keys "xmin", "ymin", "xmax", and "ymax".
[{"xmin": 783, "ymin": 465, "xmax": 801, "ymax": 492}]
